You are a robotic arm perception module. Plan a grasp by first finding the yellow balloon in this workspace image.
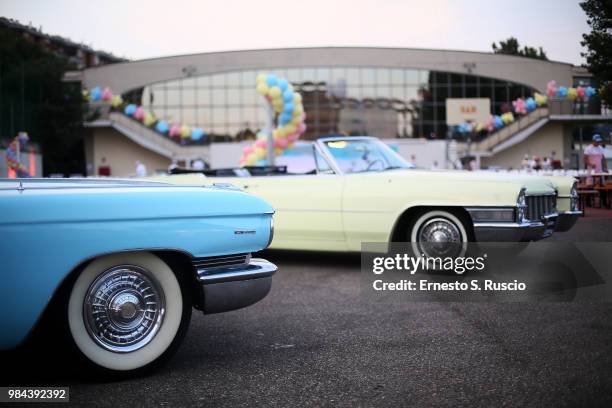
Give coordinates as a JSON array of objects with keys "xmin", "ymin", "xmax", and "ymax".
[
  {"xmin": 254, "ymin": 147, "xmax": 266, "ymax": 160},
  {"xmin": 256, "ymin": 74, "xmax": 267, "ymax": 84},
  {"xmin": 245, "ymin": 155, "xmax": 257, "ymax": 166},
  {"xmin": 274, "ymin": 148, "xmax": 282, "ymax": 156},
  {"xmin": 501, "ymin": 112, "xmax": 514, "ymax": 124},
  {"xmin": 285, "ymin": 124, "xmax": 297, "ymax": 134},
  {"xmin": 257, "ymin": 83, "xmax": 269, "ymax": 95},
  {"xmin": 269, "ymin": 87, "xmax": 281, "ymax": 98},
  {"xmin": 567, "ymin": 87, "xmax": 578, "ymax": 101},
  {"xmin": 293, "ymin": 94, "xmax": 302, "ymax": 103},
  {"xmin": 110, "ymin": 95, "xmax": 123, "ymax": 108},
  {"xmin": 143, "ymin": 112, "xmax": 156, "ymax": 127},
  {"xmin": 272, "ymin": 129, "xmax": 282, "ymax": 138},
  {"xmin": 534, "ymin": 92, "xmax": 547, "ymax": 106},
  {"xmin": 180, "ymin": 125, "xmax": 191, "ymax": 138}
]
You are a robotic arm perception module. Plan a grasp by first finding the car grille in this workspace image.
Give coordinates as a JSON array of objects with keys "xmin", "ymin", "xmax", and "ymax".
[
  {"xmin": 525, "ymin": 195, "xmax": 556, "ymax": 221},
  {"xmin": 192, "ymin": 253, "xmax": 251, "ymax": 272}
]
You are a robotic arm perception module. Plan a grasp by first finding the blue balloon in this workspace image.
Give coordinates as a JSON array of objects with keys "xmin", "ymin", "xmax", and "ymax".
[
  {"xmin": 255, "ymin": 159, "xmax": 267, "ymax": 166},
  {"xmin": 283, "ymin": 90, "xmax": 294, "ymax": 103},
  {"xmin": 124, "ymin": 104, "xmax": 137, "ymax": 116},
  {"xmin": 191, "ymin": 127, "xmax": 206, "ymax": 141},
  {"xmin": 277, "ymin": 78, "xmax": 288, "ymax": 91},
  {"xmin": 586, "ymin": 86, "xmax": 596, "ymax": 98},
  {"xmin": 494, "ymin": 115, "xmax": 504, "ymax": 129},
  {"xmin": 90, "ymin": 86, "xmax": 102, "ymax": 101},
  {"xmin": 557, "ymin": 86, "xmax": 568, "ymax": 97},
  {"xmin": 525, "ymin": 97, "xmax": 537, "ymax": 112},
  {"xmin": 279, "ymin": 113, "xmax": 292, "ymax": 125},
  {"xmin": 156, "ymin": 120, "xmax": 169, "ymax": 134},
  {"xmin": 283, "ymin": 102, "xmax": 294, "ymax": 114},
  {"xmin": 457, "ymin": 123, "xmax": 473, "ymax": 134},
  {"xmin": 266, "ymin": 74, "xmax": 278, "ymax": 87}
]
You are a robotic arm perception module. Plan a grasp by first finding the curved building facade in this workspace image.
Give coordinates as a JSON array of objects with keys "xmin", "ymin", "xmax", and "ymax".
[
  {"xmin": 83, "ymin": 47, "xmax": 575, "ymax": 142},
  {"xmin": 82, "ymin": 47, "xmax": 610, "ymax": 177}
]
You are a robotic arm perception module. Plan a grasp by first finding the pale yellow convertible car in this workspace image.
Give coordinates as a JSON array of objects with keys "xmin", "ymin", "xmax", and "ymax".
[{"xmin": 149, "ymin": 137, "xmax": 581, "ymax": 255}]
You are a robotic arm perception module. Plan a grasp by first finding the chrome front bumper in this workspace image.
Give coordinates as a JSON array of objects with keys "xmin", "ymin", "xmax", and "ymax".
[
  {"xmin": 194, "ymin": 258, "xmax": 277, "ymax": 314},
  {"xmin": 473, "ymin": 214, "xmax": 558, "ymax": 242},
  {"xmin": 555, "ymin": 210, "xmax": 581, "ymax": 232}
]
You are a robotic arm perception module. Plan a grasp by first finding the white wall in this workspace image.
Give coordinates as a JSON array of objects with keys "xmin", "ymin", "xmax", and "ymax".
[
  {"xmin": 209, "ymin": 141, "xmax": 252, "ymax": 168},
  {"xmin": 383, "ymin": 139, "xmax": 452, "ymax": 169}
]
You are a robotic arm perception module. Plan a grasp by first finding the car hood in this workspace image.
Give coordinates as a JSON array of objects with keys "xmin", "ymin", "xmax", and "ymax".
[
  {"xmin": 378, "ymin": 169, "xmax": 557, "ymax": 195},
  {"xmin": 0, "ymin": 178, "xmax": 274, "ymax": 223}
]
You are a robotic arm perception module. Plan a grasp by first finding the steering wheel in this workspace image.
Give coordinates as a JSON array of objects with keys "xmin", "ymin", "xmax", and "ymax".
[{"xmin": 365, "ymin": 159, "xmax": 384, "ymax": 171}]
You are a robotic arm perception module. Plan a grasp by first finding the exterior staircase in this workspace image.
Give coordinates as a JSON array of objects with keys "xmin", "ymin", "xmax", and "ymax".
[
  {"xmin": 84, "ymin": 103, "xmax": 210, "ymax": 162},
  {"xmin": 471, "ymin": 107, "xmax": 550, "ymax": 156}
]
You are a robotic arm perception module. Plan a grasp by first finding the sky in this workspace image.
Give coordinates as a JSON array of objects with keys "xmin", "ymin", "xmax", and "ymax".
[{"xmin": 0, "ymin": 0, "xmax": 590, "ymax": 65}]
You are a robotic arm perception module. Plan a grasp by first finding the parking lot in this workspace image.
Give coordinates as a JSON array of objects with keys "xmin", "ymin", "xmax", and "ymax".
[{"xmin": 3, "ymin": 214, "xmax": 612, "ymax": 407}]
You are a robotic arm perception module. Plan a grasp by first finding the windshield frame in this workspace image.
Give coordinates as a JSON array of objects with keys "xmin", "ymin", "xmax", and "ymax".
[{"xmin": 315, "ymin": 137, "xmax": 414, "ymax": 175}]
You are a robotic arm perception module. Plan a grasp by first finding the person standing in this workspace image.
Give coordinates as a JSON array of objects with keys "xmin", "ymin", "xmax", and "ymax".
[
  {"xmin": 135, "ymin": 160, "xmax": 147, "ymax": 177},
  {"xmin": 584, "ymin": 134, "xmax": 607, "ymax": 184}
]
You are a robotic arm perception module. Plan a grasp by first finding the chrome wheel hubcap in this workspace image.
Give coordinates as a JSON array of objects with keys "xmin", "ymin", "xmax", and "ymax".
[
  {"xmin": 83, "ymin": 265, "xmax": 165, "ymax": 353},
  {"xmin": 417, "ymin": 217, "xmax": 464, "ymax": 257}
]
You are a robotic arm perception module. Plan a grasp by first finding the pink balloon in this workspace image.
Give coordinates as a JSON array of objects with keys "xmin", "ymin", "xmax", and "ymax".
[
  {"xmin": 242, "ymin": 145, "xmax": 254, "ymax": 154},
  {"xmin": 101, "ymin": 87, "xmax": 113, "ymax": 101},
  {"xmin": 287, "ymin": 133, "xmax": 299, "ymax": 143},
  {"xmin": 512, "ymin": 98, "xmax": 526, "ymax": 115},
  {"xmin": 274, "ymin": 137, "xmax": 288, "ymax": 149},
  {"xmin": 546, "ymin": 80, "xmax": 557, "ymax": 98},
  {"xmin": 134, "ymin": 106, "xmax": 144, "ymax": 121},
  {"xmin": 297, "ymin": 122, "xmax": 307, "ymax": 134},
  {"xmin": 255, "ymin": 138, "xmax": 267, "ymax": 148},
  {"xmin": 300, "ymin": 112, "xmax": 306, "ymax": 121},
  {"xmin": 485, "ymin": 116, "xmax": 495, "ymax": 132},
  {"xmin": 169, "ymin": 124, "xmax": 181, "ymax": 137}
]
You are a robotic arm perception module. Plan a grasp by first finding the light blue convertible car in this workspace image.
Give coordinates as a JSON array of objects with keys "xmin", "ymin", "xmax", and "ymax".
[{"xmin": 0, "ymin": 178, "xmax": 276, "ymax": 374}]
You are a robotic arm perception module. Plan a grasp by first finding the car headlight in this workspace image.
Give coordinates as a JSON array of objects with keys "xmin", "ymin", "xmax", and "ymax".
[
  {"xmin": 516, "ymin": 188, "xmax": 527, "ymax": 223},
  {"xmin": 570, "ymin": 183, "xmax": 579, "ymax": 211}
]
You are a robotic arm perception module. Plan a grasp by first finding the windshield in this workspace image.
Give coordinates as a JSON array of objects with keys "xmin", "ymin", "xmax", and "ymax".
[{"xmin": 321, "ymin": 139, "xmax": 415, "ymax": 174}]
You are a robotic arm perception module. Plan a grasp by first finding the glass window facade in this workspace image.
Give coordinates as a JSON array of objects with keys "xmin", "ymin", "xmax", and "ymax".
[{"xmin": 139, "ymin": 67, "xmax": 535, "ymax": 141}]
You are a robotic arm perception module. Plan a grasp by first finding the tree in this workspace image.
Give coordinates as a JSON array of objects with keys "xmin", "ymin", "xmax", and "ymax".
[
  {"xmin": 491, "ymin": 37, "xmax": 548, "ymax": 60},
  {"xmin": 580, "ymin": 0, "xmax": 612, "ymax": 108},
  {"xmin": 0, "ymin": 26, "xmax": 84, "ymax": 176}
]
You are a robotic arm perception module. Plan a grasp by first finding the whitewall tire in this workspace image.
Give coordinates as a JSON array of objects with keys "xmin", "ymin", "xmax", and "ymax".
[
  {"xmin": 409, "ymin": 210, "xmax": 469, "ymax": 260},
  {"xmin": 67, "ymin": 251, "xmax": 187, "ymax": 373}
]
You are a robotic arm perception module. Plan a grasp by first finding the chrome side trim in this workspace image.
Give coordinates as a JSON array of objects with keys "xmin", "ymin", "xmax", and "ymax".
[
  {"xmin": 473, "ymin": 222, "xmax": 540, "ymax": 228},
  {"xmin": 196, "ymin": 258, "xmax": 277, "ymax": 284},
  {"xmin": 266, "ymin": 217, "xmax": 275, "ymax": 248},
  {"xmin": 192, "ymin": 253, "xmax": 251, "ymax": 271}
]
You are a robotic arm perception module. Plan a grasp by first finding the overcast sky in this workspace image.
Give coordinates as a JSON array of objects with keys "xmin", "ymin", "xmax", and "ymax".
[{"xmin": 1, "ymin": 0, "xmax": 590, "ymax": 65}]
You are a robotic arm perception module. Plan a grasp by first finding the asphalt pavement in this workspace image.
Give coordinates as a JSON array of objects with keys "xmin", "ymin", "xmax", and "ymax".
[{"xmin": 3, "ymin": 216, "xmax": 612, "ymax": 407}]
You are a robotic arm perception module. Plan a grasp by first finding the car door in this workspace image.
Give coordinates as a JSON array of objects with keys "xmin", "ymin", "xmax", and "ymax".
[{"xmin": 238, "ymin": 145, "xmax": 346, "ymax": 251}]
